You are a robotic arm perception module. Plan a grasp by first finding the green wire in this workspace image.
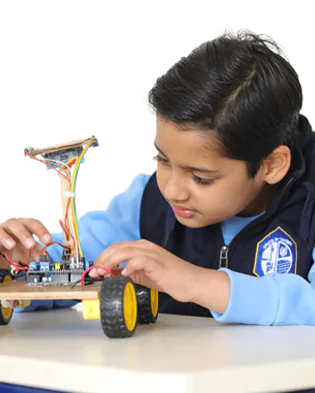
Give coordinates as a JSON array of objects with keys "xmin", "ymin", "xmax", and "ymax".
[{"xmin": 70, "ymin": 140, "xmax": 97, "ymax": 257}]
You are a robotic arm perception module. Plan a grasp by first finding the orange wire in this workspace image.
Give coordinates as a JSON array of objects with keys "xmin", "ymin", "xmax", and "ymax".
[
  {"xmin": 41, "ymin": 241, "xmax": 71, "ymax": 255},
  {"xmin": 59, "ymin": 219, "xmax": 70, "ymax": 241},
  {"xmin": 64, "ymin": 198, "xmax": 71, "ymax": 233},
  {"xmin": 61, "ymin": 157, "xmax": 76, "ymax": 168},
  {"xmin": 63, "ymin": 198, "xmax": 76, "ymax": 255},
  {"xmin": 59, "ymin": 219, "xmax": 76, "ymax": 256},
  {"xmin": 61, "ymin": 158, "xmax": 77, "ymax": 249}
]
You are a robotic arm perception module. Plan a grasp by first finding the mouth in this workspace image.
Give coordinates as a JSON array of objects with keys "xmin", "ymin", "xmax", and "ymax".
[{"xmin": 171, "ymin": 204, "xmax": 196, "ymax": 218}]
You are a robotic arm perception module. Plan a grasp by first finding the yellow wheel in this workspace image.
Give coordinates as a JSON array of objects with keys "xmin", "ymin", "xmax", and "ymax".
[
  {"xmin": 123, "ymin": 282, "xmax": 137, "ymax": 331},
  {"xmin": 100, "ymin": 276, "xmax": 137, "ymax": 338},
  {"xmin": 136, "ymin": 285, "xmax": 159, "ymax": 324},
  {"xmin": 150, "ymin": 288, "xmax": 159, "ymax": 318},
  {"xmin": 0, "ymin": 270, "xmax": 14, "ymax": 325}
]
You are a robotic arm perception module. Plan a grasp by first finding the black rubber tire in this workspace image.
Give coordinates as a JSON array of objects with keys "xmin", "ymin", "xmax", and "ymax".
[
  {"xmin": 135, "ymin": 285, "xmax": 158, "ymax": 324},
  {"xmin": 100, "ymin": 276, "xmax": 137, "ymax": 338},
  {"xmin": 0, "ymin": 269, "xmax": 14, "ymax": 325}
]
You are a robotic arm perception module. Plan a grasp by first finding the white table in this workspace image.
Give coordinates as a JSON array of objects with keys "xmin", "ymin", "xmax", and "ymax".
[{"xmin": 0, "ymin": 307, "xmax": 315, "ymax": 393}]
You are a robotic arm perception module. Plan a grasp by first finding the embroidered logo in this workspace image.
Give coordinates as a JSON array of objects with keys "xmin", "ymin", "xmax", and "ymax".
[{"xmin": 253, "ymin": 227, "xmax": 297, "ymax": 277}]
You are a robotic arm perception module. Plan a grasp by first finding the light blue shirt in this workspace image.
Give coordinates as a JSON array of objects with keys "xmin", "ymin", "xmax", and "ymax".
[{"xmin": 17, "ymin": 174, "xmax": 315, "ymax": 325}]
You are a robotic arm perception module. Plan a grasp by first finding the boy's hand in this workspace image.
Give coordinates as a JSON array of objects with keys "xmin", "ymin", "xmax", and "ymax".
[
  {"xmin": 0, "ymin": 218, "xmax": 52, "ymax": 264},
  {"xmin": 90, "ymin": 239, "xmax": 199, "ymax": 303}
]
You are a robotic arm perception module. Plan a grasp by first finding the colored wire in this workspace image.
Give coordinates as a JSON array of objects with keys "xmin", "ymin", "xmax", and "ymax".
[
  {"xmin": 59, "ymin": 219, "xmax": 71, "ymax": 242},
  {"xmin": 25, "ymin": 138, "xmax": 97, "ymax": 261},
  {"xmin": 80, "ymin": 265, "xmax": 114, "ymax": 288},
  {"xmin": 45, "ymin": 156, "xmax": 76, "ymax": 175},
  {"xmin": 2, "ymin": 253, "xmax": 28, "ymax": 271},
  {"xmin": 70, "ymin": 139, "xmax": 97, "ymax": 257},
  {"xmin": 43, "ymin": 158, "xmax": 73, "ymax": 241},
  {"xmin": 41, "ymin": 241, "xmax": 71, "ymax": 255},
  {"xmin": 70, "ymin": 140, "xmax": 95, "ymax": 255},
  {"xmin": 26, "ymin": 152, "xmax": 77, "ymax": 253},
  {"xmin": 26, "ymin": 154, "xmax": 75, "ymax": 240},
  {"xmin": 25, "ymin": 150, "xmax": 69, "ymax": 182},
  {"xmin": 64, "ymin": 198, "xmax": 72, "ymax": 237},
  {"xmin": 61, "ymin": 157, "xmax": 76, "ymax": 168}
]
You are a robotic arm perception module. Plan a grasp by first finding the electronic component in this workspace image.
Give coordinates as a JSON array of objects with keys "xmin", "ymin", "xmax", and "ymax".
[{"xmin": 24, "ymin": 136, "xmax": 98, "ymax": 286}]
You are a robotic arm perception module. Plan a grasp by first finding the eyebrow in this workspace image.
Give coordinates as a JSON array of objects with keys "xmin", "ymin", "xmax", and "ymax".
[{"xmin": 154, "ymin": 143, "xmax": 219, "ymax": 174}]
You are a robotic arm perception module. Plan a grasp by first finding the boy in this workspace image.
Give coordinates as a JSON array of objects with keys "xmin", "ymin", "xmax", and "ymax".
[{"xmin": 1, "ymin": 31, "xmax": 315, "ymax": 325}]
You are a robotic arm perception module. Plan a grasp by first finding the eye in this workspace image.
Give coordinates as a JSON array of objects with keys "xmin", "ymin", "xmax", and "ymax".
[
  {"xmin": 193, "ymin": 175, "xmax": 213, "ymax": 185},
  {"xmin": 153, "ymin": 155, "xmax": 169, "ymax": 164}
]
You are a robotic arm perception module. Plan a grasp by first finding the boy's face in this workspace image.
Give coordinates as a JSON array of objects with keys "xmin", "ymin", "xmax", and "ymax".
[{"xmin": 155, "ymin": 118, "xmax": 268, "ymax": 228}]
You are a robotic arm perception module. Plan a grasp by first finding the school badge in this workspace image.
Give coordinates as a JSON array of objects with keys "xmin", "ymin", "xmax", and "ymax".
[{"xmin": 253, "ymin": 227, "xmax": 297, "ymax": 277}]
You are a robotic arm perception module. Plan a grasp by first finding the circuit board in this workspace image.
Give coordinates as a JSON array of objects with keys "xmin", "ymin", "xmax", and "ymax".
[{"xmin": 26, "ymin": 257, "xmax": 92, "ymax": 286}]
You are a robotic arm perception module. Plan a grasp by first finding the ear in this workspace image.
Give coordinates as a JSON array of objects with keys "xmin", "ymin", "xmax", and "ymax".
[{"xmin": 261, "ymin": 145, "xmax": 291, "ymax": 185}]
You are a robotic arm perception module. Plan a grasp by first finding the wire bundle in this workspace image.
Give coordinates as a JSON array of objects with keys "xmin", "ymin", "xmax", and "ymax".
[{"xmin": 25, "ymin": 137, "xmax": 98, "ymax": 260}]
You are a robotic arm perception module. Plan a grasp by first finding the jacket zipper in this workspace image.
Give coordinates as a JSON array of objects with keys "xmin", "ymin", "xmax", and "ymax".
[
  {"xmin": 219, "ymin": 245, "xmax": 229, "ymax": 268},
  {"xmin": 216, "ymin": 212, "xmax": 269, "ymax": 269},
  {"xmin": 215, "ymin": 174, "xmax": 299, "ymax": 269}
]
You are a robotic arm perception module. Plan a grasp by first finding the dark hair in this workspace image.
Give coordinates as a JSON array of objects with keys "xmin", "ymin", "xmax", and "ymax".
[{"xmin": 148, "ymin": 31, "xmax": 303, "ymax": 177}]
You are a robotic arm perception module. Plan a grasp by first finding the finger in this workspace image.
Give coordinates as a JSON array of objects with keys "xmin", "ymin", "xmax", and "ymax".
[
  {"xmin": 97, "ymin": 240, "xmax": 153, "ymax": 264},
  {"xmin": 89, "ymin": 268, "xmax": 101, "ymax": 279},
  {"xmin": 0, "ymin": 219, "xmax": 37, "ymax": 251},
  {"xmin": 89, "ymin": 268, "xmax": 98, "ymax": 278},
  {"xmin": 89, "ymin": 267, "xmax": 113, "ymax": 279},
  {"xmin": 19, "ymin": 218, "xmax": 52, "ymax": 244},
  {"xmin": 95, "ymin": 246, "xmax": 156, "ymax": 269},
  {"xmin": 0, "ymin": 225, "xmax": 17, "ymax": 250},
  {"xmin": 0, "ymin": 218, "xmax": 51, "ymax": 251},
  {"xmin": 30, "ymin": 243, "xmax": 45, "ymax": 261},
  {"xmin": 121, "ymin": 256, "xmax": 156, "ymax": 277},
  {"xmin": 127, "ymin": 270, "xmax": 160, "ymax": 290}
]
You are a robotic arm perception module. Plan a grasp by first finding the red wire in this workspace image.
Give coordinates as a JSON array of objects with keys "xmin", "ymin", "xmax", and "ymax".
[
  {"xmin": 80, "ymin": 265, "xmax": 114, "ymax": 288},
  {"xmin": 2, "ymin": 253, "xmax": 28, "ymax": 271},
  {"xmin": 25, "ymin": 150, "xmax": 69, "ymax": 182}
]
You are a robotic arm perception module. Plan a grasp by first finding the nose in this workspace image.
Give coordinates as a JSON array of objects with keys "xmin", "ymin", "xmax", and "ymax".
[{"xmin": 164, "ymin": 171, "xmax": 189, "ymax": 203}]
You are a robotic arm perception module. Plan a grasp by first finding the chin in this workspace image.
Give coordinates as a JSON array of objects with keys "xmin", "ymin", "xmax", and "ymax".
[{"xmin": 175, "ymin": 216, "xmax": 212, "ymax": 228}]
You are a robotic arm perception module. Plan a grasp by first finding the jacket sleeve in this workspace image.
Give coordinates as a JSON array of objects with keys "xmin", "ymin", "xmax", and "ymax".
[
  {"xmin": 15, "ymin": 173, "xmax": 150, "ymax": 312},
  {"xmin": 211, "ymin": 251, "xmax": 315, "ymax": 325}
]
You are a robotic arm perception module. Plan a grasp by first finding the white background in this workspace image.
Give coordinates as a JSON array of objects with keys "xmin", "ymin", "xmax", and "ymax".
[{"xmin": 0, "ymin": 0, "xmax": 314, "ymax": 232}]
